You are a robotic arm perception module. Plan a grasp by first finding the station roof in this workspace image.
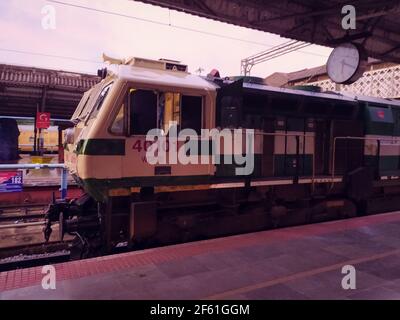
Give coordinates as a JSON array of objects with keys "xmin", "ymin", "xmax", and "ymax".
[
  {"xmin": 0, "ymin": 64, "xmax": 100, "ymax": 120},
  {"xmin": 138, "ymin": 0, "xmax": 400, "ymax": 63}
]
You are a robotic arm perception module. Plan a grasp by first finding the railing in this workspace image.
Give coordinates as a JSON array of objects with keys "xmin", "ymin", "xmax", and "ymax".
[
  {"xmin": 206, "ymin": 129, "xmax": 316, "ymax": 188},
  {"xmin": 0, "ymin": 163, "xmax": 68, "ymax": 200}
]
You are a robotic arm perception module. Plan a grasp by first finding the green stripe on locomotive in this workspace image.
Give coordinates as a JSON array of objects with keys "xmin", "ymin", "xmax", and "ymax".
[{"xmin": 76, "ymin": 139, "xmax": 126, "ymax": 155}]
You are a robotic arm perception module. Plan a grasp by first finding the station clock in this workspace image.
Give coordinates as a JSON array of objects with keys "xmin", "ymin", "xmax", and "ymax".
[{"xmin": 327, "ymin": 42, "xmax": 367, "ymax": 84}]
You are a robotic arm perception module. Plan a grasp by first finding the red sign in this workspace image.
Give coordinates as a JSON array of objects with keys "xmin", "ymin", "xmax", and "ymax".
[
  {"xmin": 0, "ymin": 171, "xmax": 23, "ymax": 193},
  {"xmin": 377, "ymin": 110, "xmax": 386, "ymax": 120},
  {"xmin": 36, "ymin": 112, "xmax": 51, "ymax": 129},
  {"xmin": 0, "ymin": 171, "xmax": 16, "ymax": 184}
]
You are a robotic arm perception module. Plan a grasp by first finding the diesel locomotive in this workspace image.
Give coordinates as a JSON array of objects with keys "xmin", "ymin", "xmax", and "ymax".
[{"xmin": 44, "ymin": 56, "xmax": 400, "ymax": 253}]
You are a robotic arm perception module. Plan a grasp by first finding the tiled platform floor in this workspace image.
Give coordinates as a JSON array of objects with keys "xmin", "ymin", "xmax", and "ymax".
[{"xmin": 1, "ymin": 212, "xmax": 399, "ymax": 300}]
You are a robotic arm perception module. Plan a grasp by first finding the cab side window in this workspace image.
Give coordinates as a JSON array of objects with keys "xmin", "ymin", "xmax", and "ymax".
[
  {"xmin": 88, "ymin": 82, "xmax": 113, "ymax": 120},
  {"xmin": 129, "ymin": 89, "xmax": 157, "ymax": 135},
  {"xmin": 110, "ymin": 103, "xmax": 125, "ymax": 135},
  {"xmin": 158, "ymin": 93, "xmax": 181, "ymax": 133},
  {"xmin": 158, "ymin": 93, "xmax": 202, "ymax": 134},
  {"xmin": 128, "ymin": 88, "xmax": 203, "ymax": 136}
]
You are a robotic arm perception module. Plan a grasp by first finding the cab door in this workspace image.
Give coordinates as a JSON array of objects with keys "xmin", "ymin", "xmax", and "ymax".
[
  {"xmin": 123, "ymin": 86, "xmax": 212, "ymax": 187},
  {"xmin": 124, "ymin": 88, "xmax": 158, "ymax": 181},
  {"xmin": 330, "ymin": 119, "xmax": 364, "ymax": 175},
  {"xmin": 314, "ymin": 119, "xmax": 330, "ymax": 175}
]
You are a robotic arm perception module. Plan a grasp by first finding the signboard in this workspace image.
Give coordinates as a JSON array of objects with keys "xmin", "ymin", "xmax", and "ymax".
[
  {"xmin": 367, "ymin": 106, "xmax": 393, "ymax": 123},
  {"xmin": 36, "ymin": 112, "xmax": 51, "ymax": 129},
  {"xmin": 0, "ymin": 171, "xmax": 23, "ymax": 193}
]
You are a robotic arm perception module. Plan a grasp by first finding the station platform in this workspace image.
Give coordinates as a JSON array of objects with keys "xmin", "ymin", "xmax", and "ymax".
[{"xmin": 0, "ymin": 212, "xmax": 399, "ymax": 300}]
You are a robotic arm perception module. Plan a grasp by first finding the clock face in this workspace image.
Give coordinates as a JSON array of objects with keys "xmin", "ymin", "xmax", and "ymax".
[{"xmin": 327, "ymin": 43, "xmax": 364, "ymax": 84}]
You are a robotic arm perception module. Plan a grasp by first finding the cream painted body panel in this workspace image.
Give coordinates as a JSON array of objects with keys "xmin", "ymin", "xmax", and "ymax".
[
  {"xmin": 123, "ymin": 137, "xmax": 213, "ymax": 177},
  {"xmin": 77, "ymin": 155, "xmax": 122, "ymax": 179},
  {"xmin": 65, "ymin": 66, "xmax": 218, "ymax": 181}
]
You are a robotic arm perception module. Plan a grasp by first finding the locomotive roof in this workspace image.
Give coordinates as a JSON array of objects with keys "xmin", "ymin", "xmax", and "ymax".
[
  {"xmin": 111, "ymin": 64, "xmax": 400, "ymax": 108},
  {"xmin": 340, "ymin": 92, "xmax": 400, "ymax": 108},
  {"xmin": 243, "ymin": 82, "xmax": 356, "ymax": 103},
  {"xmin": 114, "ymin": 64, "xmax": 218, "ymax": 91},
  {"xmin": 225, "ymin": 80, "xmax": 400, "ymax": 108}
]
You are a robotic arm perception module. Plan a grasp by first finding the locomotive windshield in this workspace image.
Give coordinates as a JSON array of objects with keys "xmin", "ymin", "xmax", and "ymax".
[
  {"xmin": 87, "ymin": 82, "xmax": 114, "ymax": 121},
  {"xmin": 73, "ymin": 81, "xmax": 114, "ymax": 124},
  {"xmin": 71, "ymin": 89, "xmax": 91, "ymax": 122}
]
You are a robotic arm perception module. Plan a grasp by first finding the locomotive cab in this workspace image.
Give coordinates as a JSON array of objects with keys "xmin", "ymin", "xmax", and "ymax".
[{"xmin": 65, "ymin": 57, "xmax": 218, "ymax": 202}]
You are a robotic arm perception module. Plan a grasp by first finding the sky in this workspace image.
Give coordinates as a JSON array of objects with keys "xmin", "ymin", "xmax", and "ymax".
[{"xmin": 0, "ymin": 0, "xmax": 333, "ymax": 77}]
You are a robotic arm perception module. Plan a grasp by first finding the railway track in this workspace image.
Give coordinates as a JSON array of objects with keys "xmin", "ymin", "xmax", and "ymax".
[
  {"xmin": 0, "ymin": 204, "xmax": 47, "ymax": 246},
  {"xmin": 0, "ymin": 204, "xmax": 70, "ymax": 271},
  {"xmin": 0, "ymin": 200, "xmax": 88, "ymax": 271},
  {"xmin": 0, "ymin": 241, "xmax": 71, "ymax": 272}
]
